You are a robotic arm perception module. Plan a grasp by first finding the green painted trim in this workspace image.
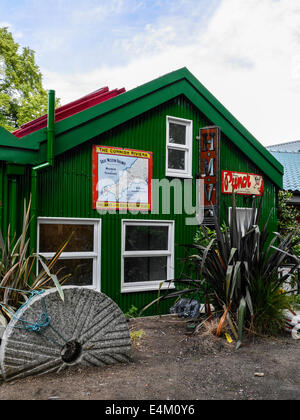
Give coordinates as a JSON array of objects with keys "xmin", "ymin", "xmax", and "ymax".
[
  {"xmin": 6, "ymin": 164, "xmax": 25, "ymax": 176},
  {"xmin": 50, "ymin": 67, "xmax": 282, "ymax": 176},
  {"xmin": 30, "ymin": 168, "xmax": 38, "ymax": 253},
  {"xmin": 0, "ymin": 125, "xmax": 44, "ymax": 164},
  {"xmin": 47, "ymin": 90, "xmax": 55, "ymax": 166},
  {"xmin": 30, "ymin": 163, "xmax": 53, "ymax": 253},
  {"xmin": 8, "ymin": 177, "xmax": 17, "ymax": 241},
  {"xmin": 54, "ymin": 78, "xmax": 283, "ymax": 188},
  {"xmin": 0, "ymin": 127, "xmax": 40, "ymax": 150},
  {"xmin": 2, "ymin": 168, "xmax": 8, "ymax": 234},
  {"xmin": 182, "ymin": 69, "xmax": 283, "ymax": 173},
  {"xmin": 0, "ymin": 67, "xmax": 283, "ymax": 187},
  {"xmin": 0, "ymin": 164, "xmax": 3, "ymax": 232}
]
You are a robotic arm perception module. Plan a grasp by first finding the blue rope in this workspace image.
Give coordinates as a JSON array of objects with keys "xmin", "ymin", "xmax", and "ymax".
[
  {"xmin": 0, "ymin": 288, "xmax": 49, "ymax": 333},
  {"xmin": 19, "ymin": 295, "xmax": 52, "ymax": 333},
  {"xmin": 0, "ymin": 286, "xmax": 67, "ymax": 347}
]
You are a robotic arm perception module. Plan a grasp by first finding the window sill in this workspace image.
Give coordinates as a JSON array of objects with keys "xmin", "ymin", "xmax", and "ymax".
[
  {"xmin": 121, "ymin": 282, "xmax": 175, "ymax": 294},
  {"xmin": 165, "ymin": 172, "xmax": 193, "ymax": 179}
]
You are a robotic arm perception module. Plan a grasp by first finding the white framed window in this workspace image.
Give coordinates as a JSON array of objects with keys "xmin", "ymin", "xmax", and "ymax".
[
  {"xmin": 166, "ymin": 116, "xmax": 193, "ymax": 178},
  {"xmin": 121, "ymin": 220, "xmax": 175, "ymax": 293},
  {"xmin": 228, "ymin": 207, "xmax": 257, "ymax": 237},
  {"xmin": 37, "ymin": 217, "xmax": 101, "ymax": 290}
]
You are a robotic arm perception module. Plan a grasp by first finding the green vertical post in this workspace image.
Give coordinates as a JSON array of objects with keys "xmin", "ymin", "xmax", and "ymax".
[
  {"xmin": 30, "ymin": 169, "xmax": 38, "ymax": 253},
  {"xmin": 0, "ymin": 163, "xmax": 3, "ymax": 233},
  {"xmin": 8, "ymin": 177, "xmax": 17, "ymax": 243},
  {"xmin": 3, "ymin": 167, "xmax": 8, "ymax": 236},
  {"xmin": 47, "ymin": 90, "xmax": 55, "ymax": 167},
  {"xmin": 30, "ymin": 89, "xmax": 55, "ymax": 254}
]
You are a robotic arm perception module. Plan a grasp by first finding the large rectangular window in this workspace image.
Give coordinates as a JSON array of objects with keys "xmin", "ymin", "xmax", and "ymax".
[
  {"xmin": 37, "ymin": 218, "xmax": 101, "ymax": 290},
  {"xmin": 121, "ymin": 220, "xmax": 175, "ymax": 293},
  {"xmin": 166, "ymin": 116, "xmax": 193, "ymax": 178}
]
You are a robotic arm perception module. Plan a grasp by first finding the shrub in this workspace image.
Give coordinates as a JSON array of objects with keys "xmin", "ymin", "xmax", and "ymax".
[
  {"xmin": 0, "ymin": 198, "xmax": 70, "ymax": 327},
  {"xmin": 142, "ymin": 193, "xmax": 300, "ymax": 347}
]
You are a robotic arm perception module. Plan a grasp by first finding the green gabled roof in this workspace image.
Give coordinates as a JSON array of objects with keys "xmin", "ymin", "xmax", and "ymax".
[
  {"xmin": 0, "ymin": 67, "xmax": 283, "ymax": 187},
  {"xmin": 0, "ymin": 126, "xmax": 41, "ymax": 165}
]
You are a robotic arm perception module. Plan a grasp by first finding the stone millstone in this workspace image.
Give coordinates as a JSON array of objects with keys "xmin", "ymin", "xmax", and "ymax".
[{"xmin": 0, "ymin": 287, "xmax": 132, "ymax": 381}]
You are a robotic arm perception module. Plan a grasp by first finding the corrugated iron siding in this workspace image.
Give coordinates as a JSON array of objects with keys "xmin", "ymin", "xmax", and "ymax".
[
  {"xmin": 35, "ymin": 95, "xmax": 277, "ymax": 315},
  {"xmin": 37, "ymin": 96, "xmax": 209, "ymax": 315}
]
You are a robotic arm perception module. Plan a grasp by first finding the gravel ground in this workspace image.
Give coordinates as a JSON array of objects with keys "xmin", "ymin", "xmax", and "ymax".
[{"xmin": 0, "ymin": 315, "xmax": 299, "ymax": 401}]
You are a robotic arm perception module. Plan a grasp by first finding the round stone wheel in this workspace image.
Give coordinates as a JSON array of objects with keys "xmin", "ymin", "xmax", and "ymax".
[{"xmin": 0, "ymin": 287, "xmax": 132, "ymax": 381}]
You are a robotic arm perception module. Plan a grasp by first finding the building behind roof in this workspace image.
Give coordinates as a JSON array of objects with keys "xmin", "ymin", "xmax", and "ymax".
[{"xmin": 267, "ymin": 141, "xmax": 300, "ymax": 221}]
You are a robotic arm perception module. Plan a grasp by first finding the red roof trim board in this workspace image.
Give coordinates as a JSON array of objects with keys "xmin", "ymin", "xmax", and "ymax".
[{"xmin": 13, "ymin": 86, "xmax": 126, "ymax": 138}]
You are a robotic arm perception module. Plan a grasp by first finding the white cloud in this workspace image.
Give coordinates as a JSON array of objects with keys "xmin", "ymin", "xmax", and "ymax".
[
  {"xmin": 0, "ymin": 22, "xmax": 23, "ymax": 39},
  {"xmin": 42, "ymin": 0, "xmax": 300, "ymax": 146},
  {"xmin": 71, "ymin": 0, "xmax": 125, "ymax": 24}
]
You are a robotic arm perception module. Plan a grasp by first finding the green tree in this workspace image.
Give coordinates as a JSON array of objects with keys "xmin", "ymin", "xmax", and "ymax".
[
  {"xmin": 0, "ymin": 26, "xmax": 58, "ymax": 132},
  {"xmin": 278, "ymin": 190, "xmax": 300, "ymax": 256}
]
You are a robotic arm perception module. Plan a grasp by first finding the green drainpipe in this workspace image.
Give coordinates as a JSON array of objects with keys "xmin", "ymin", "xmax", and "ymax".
[
  {"xmin": 3, "ymin": 166, "xmax": 8, "ymax": 235},
  {"xmin": 0, "ymin": 163, "xmax": 3, "ymax": 233},
  {"xmin": 47, "ymin": 90, "xmax": 55, "ymax": 167},
  {"xmin": 8, "ymin": 177, "xmax": 17, "ymax": 241},
  {"xmin": 30, "ymin": 90, "xmax": 55, "ymax": 253}
]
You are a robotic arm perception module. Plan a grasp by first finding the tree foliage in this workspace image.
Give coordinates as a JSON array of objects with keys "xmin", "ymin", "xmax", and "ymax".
[
  {"xmin": 0, "ymin": 26, "xmax": 57, "ymax": 132},
  {"xmin": 278, "ymin": 190, "xmax": 300, "ymax": 256}
]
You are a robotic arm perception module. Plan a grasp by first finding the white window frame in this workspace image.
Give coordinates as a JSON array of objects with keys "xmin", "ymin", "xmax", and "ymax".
[
  {"xmin": 37, "ymin": 217, "xmax": 101, "ymax": 291},
  {"xmin": 166, "ymin": 115, "xmax": 193, "ymax": 178},
  {"xmin": 228, "ymin": 207, "xmax": 257, "ymax": 237},
  {"xmin": 121, "ymin": 219, "xmax": 175, "ymax": 293}
]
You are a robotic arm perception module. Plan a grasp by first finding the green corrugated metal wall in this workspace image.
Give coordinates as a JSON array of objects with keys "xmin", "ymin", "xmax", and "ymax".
[
  {"xmin": 14, "ymin": 95, "xmax": 278, "ymax": 315},
  {"xmin": 36, "ymin": 96, "xmax": 210, "ymax": 315}
]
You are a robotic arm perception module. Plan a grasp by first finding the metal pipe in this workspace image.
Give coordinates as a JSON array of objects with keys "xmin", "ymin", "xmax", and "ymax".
[
  {"xmin": 47, "ymin": 90, "xmax": 55, "ymax": 166},
  {"xmin": 3, "ymin": 166, "xmax": 8, "ymax": 235},
  {"xmin": 8, "ymin": 177, "xmax": 17, "ymax": 242},
  {"xmin": 30, "ymin": 90, "xmax": 56, "ymax": 253},
  {"xmin": 0, "ymin": 163, "xmax": 3, "ymax": 232}
]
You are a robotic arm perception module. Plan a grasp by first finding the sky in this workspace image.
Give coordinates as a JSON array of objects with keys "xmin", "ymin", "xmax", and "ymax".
[{"xmin": 1, "ymin": 0, "xmax": 300, "ymax": 147}]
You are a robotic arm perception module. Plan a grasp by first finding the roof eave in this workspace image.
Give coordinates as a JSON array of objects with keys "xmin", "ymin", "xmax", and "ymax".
[{"xmin": 0, "ymin": 67, "xmax": 284, "ymax": 188}]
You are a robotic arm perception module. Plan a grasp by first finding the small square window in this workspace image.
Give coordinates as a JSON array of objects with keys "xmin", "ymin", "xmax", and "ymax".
[
  {"xmin": 169, "ymin": 123, "xmax": 186, "ymax": 145},
  {"xmin": 166, "ymin": 116, "xmax": 193, "ymax": 178},
  {"xmin": 168, "ymin": 148, "xmax": 186, "ymax": 171}
]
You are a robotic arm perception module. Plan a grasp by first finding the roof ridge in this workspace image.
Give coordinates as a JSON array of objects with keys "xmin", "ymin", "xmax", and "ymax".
[
  {"xmin": 12, "ymin": 86, "xmax": 126, "ymax": 138},
  {"xmin": 267, "ymin": 139, "xmax": 300, "ymax": 148},
  {"xmin": 271, "ymin": 150, "xmax": 300, "ymax": 154}
]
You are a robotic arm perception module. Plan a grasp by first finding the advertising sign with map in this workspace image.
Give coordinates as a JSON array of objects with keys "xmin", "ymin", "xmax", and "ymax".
[{"xmin": 92, "ymin": 145, "xmax": 153, "ymax": 211}]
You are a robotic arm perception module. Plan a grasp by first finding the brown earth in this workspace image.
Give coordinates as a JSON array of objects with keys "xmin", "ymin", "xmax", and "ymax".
[{"xmin": 0, "ymin": 315, "xmax": 299, "ymax": 401}]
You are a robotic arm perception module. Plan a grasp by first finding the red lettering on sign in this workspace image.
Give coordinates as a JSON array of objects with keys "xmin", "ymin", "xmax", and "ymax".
[{"xmin": 222, "ymin": 170, "xmax": 264, "ymax": 196}]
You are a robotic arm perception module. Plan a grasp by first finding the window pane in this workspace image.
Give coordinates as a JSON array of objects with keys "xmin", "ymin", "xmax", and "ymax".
[
  {"xmin": 169, "ymin": 122, "xmax": 186, "ymax": 145},
  {"xmin": 40, "ymin": 258, "xmax": 93, "ymax": 286},
  {"xmin": 168, "ymin": 148, "xmax": 186, "ymax": 171},
  {"xmin": 39, "ymin": 224, "xmax": 94, "ymax": 253},
  {"xmin": 124, "ymin": 256, "xmax": 167, "ymax": 283},
  {"xmin": 125, "ymin": 225, "xmax": 169, "ymax": 251}
]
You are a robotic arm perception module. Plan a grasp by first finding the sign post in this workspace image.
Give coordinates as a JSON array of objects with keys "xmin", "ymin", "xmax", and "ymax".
[{"xmin": 199, "ymin": 126, "xmax": 220, "ymax": 224}]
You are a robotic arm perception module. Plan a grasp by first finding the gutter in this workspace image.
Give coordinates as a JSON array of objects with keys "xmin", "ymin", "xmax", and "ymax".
[{"xmin": 30, "ymin": 90, "xmax": 55, "ymax": 252}]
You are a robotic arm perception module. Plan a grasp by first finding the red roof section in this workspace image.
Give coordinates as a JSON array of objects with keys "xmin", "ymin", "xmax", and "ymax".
[{"xmin": 13, "ymin": 86, "xmax": 126, "ymax": 138}]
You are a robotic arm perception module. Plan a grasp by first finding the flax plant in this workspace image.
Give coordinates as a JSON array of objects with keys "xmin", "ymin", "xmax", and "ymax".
[
  {"xmin": 0, "ymin": 198, "xmax": 70, "ymax": 327},
  {"xmin": 142, "ymin": 193, "xmax": 300, "ymax": 347}
]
